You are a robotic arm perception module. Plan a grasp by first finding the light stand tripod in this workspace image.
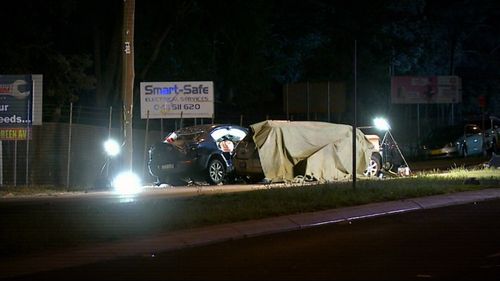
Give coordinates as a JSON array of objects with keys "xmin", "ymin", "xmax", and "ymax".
[{"xmin": 380, "ymin": 130, "xmax": 411, "ymax": 176}]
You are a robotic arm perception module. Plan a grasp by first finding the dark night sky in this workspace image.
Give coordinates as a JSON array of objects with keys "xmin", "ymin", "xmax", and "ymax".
[{"xmin": 1, "ymin": 0, "xmax": 500, "ymax": 134}]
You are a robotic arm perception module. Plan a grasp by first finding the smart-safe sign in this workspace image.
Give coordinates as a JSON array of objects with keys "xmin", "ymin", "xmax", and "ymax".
[{"xmin": 140, "ymin": 81, "xmax": 214, "ymax": 119}]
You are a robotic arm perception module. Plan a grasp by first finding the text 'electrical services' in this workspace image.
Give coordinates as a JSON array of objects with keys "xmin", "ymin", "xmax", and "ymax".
[{"xmin": 144, "ymin": 84, "xmax": 209, "ymax": 95}]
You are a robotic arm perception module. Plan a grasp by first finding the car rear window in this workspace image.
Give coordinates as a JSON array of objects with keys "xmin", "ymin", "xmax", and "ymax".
[{"xmin": 164, "ymin": 129, "xmax": 205, "ymax": 143}]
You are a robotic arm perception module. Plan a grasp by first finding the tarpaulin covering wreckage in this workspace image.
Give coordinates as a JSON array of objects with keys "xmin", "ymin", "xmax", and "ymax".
[{"xmin": 250, "ymin": 120, "xmax": 376, "ymax": 183}]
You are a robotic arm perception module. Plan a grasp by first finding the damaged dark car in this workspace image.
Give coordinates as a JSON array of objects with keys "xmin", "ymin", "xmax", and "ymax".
[{"xmin": 148, "ymin": 124, "xmax": 248, "ymax": 186}]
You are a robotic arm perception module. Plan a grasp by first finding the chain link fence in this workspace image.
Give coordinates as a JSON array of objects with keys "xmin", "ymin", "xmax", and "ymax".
[
  {"xmin": 1, "ymin": 102, "xmax": 451, "ymax": 188},
  {"xmin": 0, "ymin": 104, "xmax": 288, "ymax": 189}
]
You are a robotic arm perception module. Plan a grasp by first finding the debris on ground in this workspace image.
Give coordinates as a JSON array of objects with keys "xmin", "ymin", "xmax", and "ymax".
[{"xmin": 486, "ymin": 153, "xmax": 500, "ymax": 168}]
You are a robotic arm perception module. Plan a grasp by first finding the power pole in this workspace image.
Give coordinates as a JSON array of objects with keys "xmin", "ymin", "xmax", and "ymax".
[{"xmin": 122, "ymin": 0, "xmax": 135, "ymax": 171}]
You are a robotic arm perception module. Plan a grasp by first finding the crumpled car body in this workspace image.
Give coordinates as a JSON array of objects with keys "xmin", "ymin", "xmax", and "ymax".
[{"xmin": 148, "ymin": 124, "xmax": 248, "ymax": 185}]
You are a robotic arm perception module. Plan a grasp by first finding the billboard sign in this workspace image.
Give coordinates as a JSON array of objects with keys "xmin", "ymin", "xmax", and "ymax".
[
  {"xmin": 391, "ymin": 76, "xmax": 462, "ymax": 104},
  {"xmin": 0, "ymin": 75, "xmax": 43, "ymax": 140},
  {"xmin": 140, "ymin": 81, "xmax": 214, "ymax": 119}
]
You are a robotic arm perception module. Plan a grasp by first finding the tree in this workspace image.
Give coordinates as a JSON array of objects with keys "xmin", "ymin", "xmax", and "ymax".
[{"xmin": 0, "ymin": 0, "xmax": 95, "ymax": 121}]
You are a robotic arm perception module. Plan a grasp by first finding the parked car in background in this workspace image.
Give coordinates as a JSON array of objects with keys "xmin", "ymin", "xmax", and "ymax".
[
  {"xmin": 148, "ymin": 124, "xmax": 248, "ymax": 186},
  {"xmin": 419, "ymin": 125, "xmax": 463, "ymax": 159},
  {"xmin": 420, "ymin": 121, "xmax": 499, "ymax": 159},
  {"xmin": 485, "ymin": 116, "xmax": 500, "ymax": 154},
  {"xmin": 456, "ymin": 124, "xmax": 490, "ymax": 157}
]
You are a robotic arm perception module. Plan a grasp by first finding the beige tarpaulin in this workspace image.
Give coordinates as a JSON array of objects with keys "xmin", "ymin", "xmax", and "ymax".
[{"xmin": 251, "ymin": 120, "xmax": 375, "ymax": 183}]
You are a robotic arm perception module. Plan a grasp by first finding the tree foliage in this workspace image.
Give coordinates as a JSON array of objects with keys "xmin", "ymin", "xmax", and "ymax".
[
  {"xmin": 1, "ymin": 0, "xmax": 500, "ymax": 123},
  {"xmin": 0, "ymin": 0, "xmax": 95, "ymax": 116}
]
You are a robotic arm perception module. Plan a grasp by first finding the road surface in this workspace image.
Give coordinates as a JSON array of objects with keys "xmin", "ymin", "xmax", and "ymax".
[{"xmin": 14, "ymin": 198, "xmax": 500, "ymax": 280}]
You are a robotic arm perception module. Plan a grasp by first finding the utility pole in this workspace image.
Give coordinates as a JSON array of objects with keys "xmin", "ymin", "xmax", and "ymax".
[{"xmin": 122, "ymin": 0, "xmax": 135, "ymax": 171}]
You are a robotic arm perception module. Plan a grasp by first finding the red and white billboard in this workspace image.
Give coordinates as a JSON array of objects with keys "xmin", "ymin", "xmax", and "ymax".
[{"xmin": 391, "ymin": 76, "xmax": 462, "ymax": 104}]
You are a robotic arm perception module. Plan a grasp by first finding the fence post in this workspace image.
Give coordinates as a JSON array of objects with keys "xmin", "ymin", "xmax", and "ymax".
[
  {"xmin": 240, "ymin": 114, "xmax": 243, "ymax": 126},
  {"xmin": 66, "ymin": 103, "xmax": 73, "ymax": 188},
  {"xmin": 160, "ymin": 118, "xmax": 163, "ymax": 137},
  {"xmin": 0, "ymin": 141, "xmax": 2, "ymax": 185},
  {"xmin": 25, "ymin": 99, "xmax": 31, "ymax": 186},
  {"xmin": 307, "ymin": 81, "xmax": 310, "ymax": 121},
  {"xmin": 142, "ymin": 110, "xmax": 150, "ymax": 179},
  {"xmin": 26, "ymin": 129, "xmax": 30, "ymax": 187},
  {"xmin": 14, "ymin": 140, "xmax": 17, "ymax": 186},
  {"xmin": 286, "ymin": 83, "xmax": 289, "ymax": 120},
  {"xmin": 327, "ymin": 81, "xmax": 331, "ymax": 123},
  {"xmin": 108, "ymin": 106, "xmax": 113, "ymax": 139}
]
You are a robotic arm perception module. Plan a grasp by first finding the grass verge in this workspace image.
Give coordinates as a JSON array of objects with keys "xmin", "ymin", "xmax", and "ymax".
[{"xmin": 0, "ymin": 185, "xmax": 79, "ymax": 197}]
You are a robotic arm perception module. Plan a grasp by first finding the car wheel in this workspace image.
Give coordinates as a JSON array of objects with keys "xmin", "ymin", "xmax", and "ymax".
[
  {"xmin": 207, "ymin": 158, "xmax": 226, "ymax": 185},
  {"xmin": 363, "ymin": 154, "xmax": 381, "ymax": 177},
  {"xmin": 154, "ymin": 177, "xmax": 166, "ymax": 186}
]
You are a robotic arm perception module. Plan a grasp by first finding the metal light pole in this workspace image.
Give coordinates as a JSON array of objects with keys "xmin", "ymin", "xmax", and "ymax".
[
  {"xmin": 122, "ymin": 0, "xmax": 135, "ymax": 171},
  {"xmin": 352, "ymin": 40, "xmax": 357, "ymax": 190}
]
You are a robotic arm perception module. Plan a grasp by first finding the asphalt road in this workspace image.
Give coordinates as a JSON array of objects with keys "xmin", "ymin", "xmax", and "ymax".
[{"xmin": 12, "ymin": 198, "xmax": 500, "ymax": 280}]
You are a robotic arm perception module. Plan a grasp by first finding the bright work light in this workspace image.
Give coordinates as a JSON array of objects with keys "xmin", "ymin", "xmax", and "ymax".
[
  {"xmin": 104, "ymin": 139, "xmax": 121, "ymax": 157},
  {"xmin": 373, "ymin": 117, "xmax": 390, "ymax": 131},
  {"xmin": 112, "ymin": 171, "xmax": 143, "ymax": 195}
]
